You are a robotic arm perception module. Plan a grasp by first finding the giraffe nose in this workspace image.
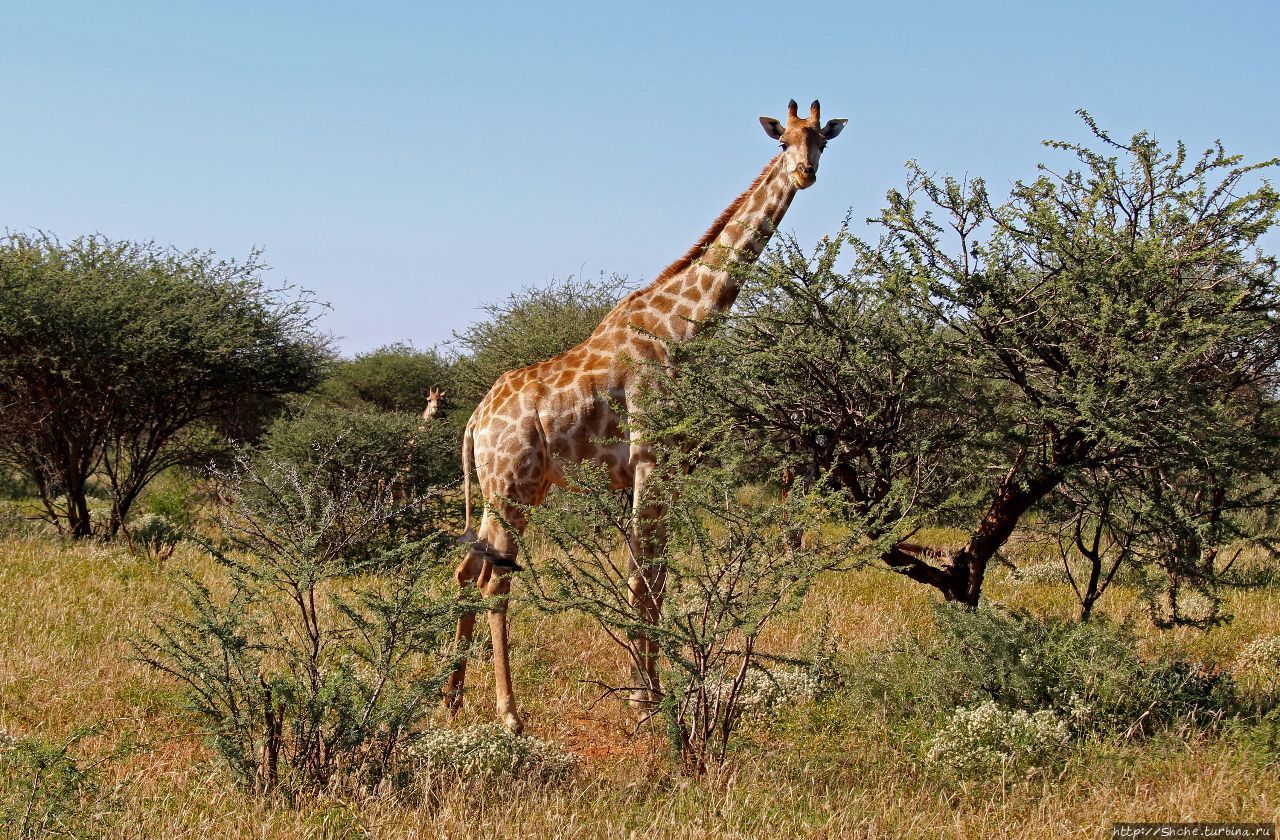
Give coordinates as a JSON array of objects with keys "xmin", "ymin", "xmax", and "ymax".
[{"xmin": 802, "ymin": 163, "xmax": 816, "ymax": 176}]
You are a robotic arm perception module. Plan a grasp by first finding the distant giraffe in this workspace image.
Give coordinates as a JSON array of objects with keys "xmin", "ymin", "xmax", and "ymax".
[
  {"xmin": 388, "ymin": 387, "xmax": 447, "ymax": 506},
  {"xmin": 448, "ymin": 101, "xmax": 847, "ymax": 732},
  {"xmin": 422, "ymin": 386, "xmax": 446, "ymax": 422}
]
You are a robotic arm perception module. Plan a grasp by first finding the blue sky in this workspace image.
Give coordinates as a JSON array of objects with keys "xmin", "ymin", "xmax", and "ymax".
[{"xmin": 3, "ymin": 1, "xmax": 1277, "ymax": 355}]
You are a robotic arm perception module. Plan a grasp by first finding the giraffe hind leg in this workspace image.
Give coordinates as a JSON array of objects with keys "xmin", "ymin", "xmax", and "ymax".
[{"xmin": 475, "ymin": 508, "xmax": 526, "ymax": 734}]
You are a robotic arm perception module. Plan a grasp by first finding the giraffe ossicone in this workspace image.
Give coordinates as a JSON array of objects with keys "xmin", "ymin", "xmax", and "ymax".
[{"xmin": 446, "ymin": 100, "xmax": 847, "ymax": 733}]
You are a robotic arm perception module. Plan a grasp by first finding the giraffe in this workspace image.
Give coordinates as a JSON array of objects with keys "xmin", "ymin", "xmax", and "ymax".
[
  {"xmin": 447, "ymin": 100, "xmax": 847, "ymax": 733},
  {"xmin": 386, "ymin": 387, "xmax": 447, "ymax": 507},
  {"xmin": 422, "ymin": 386, "xmax": 446, "ymax": 422}
]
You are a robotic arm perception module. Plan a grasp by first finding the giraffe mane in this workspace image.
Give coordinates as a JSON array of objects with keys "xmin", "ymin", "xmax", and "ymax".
[
  {"xmin": 651, "ymin": 152, "xmax": 782, "ymax": 285},
  {"xmin": 596, "ymin": 153, "xmax": 783, "ymax": 326}
]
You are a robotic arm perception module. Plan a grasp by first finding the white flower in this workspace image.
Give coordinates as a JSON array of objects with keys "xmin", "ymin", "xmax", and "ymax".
[
  {"xmin": 708, "ymin": 666, "xmax": 820, "ymax": 723},
  {"xmin": 410, "ymin": 725, "xmax": 577, "ymax": 783},
  {"xmin": 1014, "ymin": 562, "xmax": 1071, "ymax": 585},
  {"xmin": 1235, "ymin": 636, "xmax": 1280, "ymax": 696},
  {"xmin": 926, "ymin": 701, "xmax": 1069, "ymax": 776}
]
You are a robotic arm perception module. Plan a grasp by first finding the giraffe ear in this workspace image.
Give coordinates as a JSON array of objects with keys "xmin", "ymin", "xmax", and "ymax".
[
  {"xmin": 821, "ymin": 119, "xmax": 848, "ymax": 140},
  {"xmin": 759, "ymin": 117, "xmax": 785, "ymax": 140}
]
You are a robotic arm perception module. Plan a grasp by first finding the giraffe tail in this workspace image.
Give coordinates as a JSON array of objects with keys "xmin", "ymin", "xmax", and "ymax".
[{"xmin": 459, "ymin": 418, "xmax": 477, "ymax": 545}]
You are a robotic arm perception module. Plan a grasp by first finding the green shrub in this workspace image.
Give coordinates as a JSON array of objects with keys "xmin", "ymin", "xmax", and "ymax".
[
  {"xmin": 265, "ymin": 403, "xmax": 459, "ymax": 491},
  {"xmin": 854, "ymin": 604, "xmax": 1234, "ymax": 741},
  {"xmin": 936, "ymin": 604, "xmax": 1233, "ymax": 735},
  {"xmin": 261, "ymin": 403, "xmax": 460, "ymax": 568},
  {"xmin": 125, "ymin": 512, "xmax": 182, "ymax": 562},
  {"xmin": 320, "ymin": 342, "xmax": 455, "ymax": 414},
  {"xmin": 137, "ymin": 469, "xmax": 204, "ymax": 531},
  {"xmin": 136, "ymin": 450, "xmax": 474, "ymax": 796},
  {"xmin": 0, "ymin": 729, "xmax": 122, "ymax": 839}
]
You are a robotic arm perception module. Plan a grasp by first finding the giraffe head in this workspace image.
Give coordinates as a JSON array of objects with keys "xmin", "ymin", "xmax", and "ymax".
[
  {"xmin": 759, "ymin": 100, "xmax": 847, "ymax": 189},
  {"xmin": 422, "ymin": 386, "xmax": 447, "ymax": 421}
]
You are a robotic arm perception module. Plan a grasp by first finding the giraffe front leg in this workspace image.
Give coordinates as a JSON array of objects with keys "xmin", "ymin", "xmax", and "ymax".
[
  {"xmin": 628, "ymin": 453, "xmax": 667, "ymax": 707},
  {"xmin": 627, "ymin": 555, "xmax": 667, "ymax": 707},
  {"xmin": 444, "ymin": 547, "xmax": 485, "ymax": 714}
]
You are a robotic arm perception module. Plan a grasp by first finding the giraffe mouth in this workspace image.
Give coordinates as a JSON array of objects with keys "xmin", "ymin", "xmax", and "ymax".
[{"xmin": 792, "ymin": 171, "xmax": 817, "ymax": 189}]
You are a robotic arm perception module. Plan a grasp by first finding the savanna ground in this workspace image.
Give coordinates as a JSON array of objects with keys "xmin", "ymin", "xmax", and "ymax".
[{"xmin": 3, "ymin": 502, "xmax": 1280, "ymax": 840}]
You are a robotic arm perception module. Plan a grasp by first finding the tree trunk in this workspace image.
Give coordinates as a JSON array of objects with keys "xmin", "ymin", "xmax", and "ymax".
[
  {"xmin": 880, "ymin": 464, "xmax": 1066, "ymax": 606},
  {"xmin": 65, "ymin": 475, "xmax": 93, "ymax": 538},
  {"xmin": 941, "ymin": 467, "xmax": 1065, "ymax": 605}
]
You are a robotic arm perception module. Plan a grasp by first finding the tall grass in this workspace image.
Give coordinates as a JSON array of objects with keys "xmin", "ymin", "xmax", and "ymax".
[{"xmin": 2, "ymin": 531, "xmax": 1279, "ymax": 837}]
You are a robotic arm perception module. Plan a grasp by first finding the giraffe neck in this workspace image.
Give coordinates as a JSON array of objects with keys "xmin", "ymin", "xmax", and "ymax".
[
  {"xmin": 696, "ymin": 153, "xmax": 796, "ymax": 278},
  {"xmin": 601, "ymin": 154, "xmax": 798, "ymax": 343}
]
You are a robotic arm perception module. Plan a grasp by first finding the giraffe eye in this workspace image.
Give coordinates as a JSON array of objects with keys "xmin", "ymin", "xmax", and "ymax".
[{"xmin": 779, "ymin": 143, "xmax": 788, "ymax": 150}]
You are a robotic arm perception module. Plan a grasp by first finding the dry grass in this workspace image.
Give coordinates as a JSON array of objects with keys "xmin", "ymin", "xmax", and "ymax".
[{"xmin": 2, "ymin": 530, "xmax": 1280, "ymax": 838}]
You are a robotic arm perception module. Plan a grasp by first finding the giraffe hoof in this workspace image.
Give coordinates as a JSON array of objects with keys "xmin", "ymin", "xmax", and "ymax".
[{"xmin": 501, "ymin": 711, "xmax": 524, "ymax": 735}]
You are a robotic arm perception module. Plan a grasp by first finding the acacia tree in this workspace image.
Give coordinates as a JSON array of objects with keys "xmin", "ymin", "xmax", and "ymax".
[
  {"xmin": 137, "ymin": 448, "xmax": 468, "ymax": 794},
  {"xmin": 879, "ymin": 116, "xmax": 1280, "ymax": 605},
  {"xmin": 661, "ymin": 231, "xmax": 984, "ymax": 574},
  {"xmin": 0, "ymin": 234, "xmax": 327, "ymax": 537},
  {"xmin": 670, "ymin": 116, "xmax": 1280, "ymax": 608}
]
